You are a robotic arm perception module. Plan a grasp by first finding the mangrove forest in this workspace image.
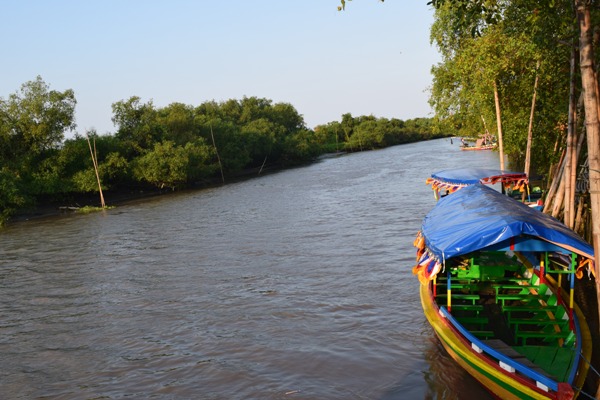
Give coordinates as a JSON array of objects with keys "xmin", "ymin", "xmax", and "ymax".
[{"xmin": 0, "ymin": 76, "xmax": 442, "ymax": 226}]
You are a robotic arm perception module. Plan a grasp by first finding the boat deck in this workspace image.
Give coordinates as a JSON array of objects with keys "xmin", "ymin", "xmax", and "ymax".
[{"xmin": 434, "ymin": 277, "xmax": 576, "ymax": 382}]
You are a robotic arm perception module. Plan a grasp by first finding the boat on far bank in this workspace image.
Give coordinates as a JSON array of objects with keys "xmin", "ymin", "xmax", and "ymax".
[
  {"xmin": 460, "ymin": 135, "xmax": 497, "ymax": 151},
  {"xmin": 413, "ymin": 184, "xmax": 594, "ymax": 399},
  {"xmin": 461, "ymin": 143, "xmax": 497, "ymax": 151}
]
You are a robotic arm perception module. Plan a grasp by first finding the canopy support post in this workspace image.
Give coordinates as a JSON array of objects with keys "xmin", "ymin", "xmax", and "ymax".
[
  {"xmin": 447, "ymin": 268, "xmax": 452, "ymax": 313},
  {"xmin": 570, "ymin": 253, "xmax": 576, "ymax": 329}
]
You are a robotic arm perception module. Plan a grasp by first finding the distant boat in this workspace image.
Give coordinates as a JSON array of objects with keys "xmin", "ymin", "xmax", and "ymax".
[
  {"xmin": 460, "ymin": 136, "xmax": 496, "ymax": 151},
  {"xmin": 461, "ymin": 143, "xmax": 497, "ymax": 151},
  {"xmin": 413, "ymin": 184, "xmax": 594, "ymax": 399}
]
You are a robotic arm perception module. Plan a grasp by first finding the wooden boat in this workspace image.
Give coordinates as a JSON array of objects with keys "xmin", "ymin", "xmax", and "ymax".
[
  {"xmin": 461, "ymin": 143, "xmax": 497, "ymax": 151},
  {"xmin": 460, "ymin": 137, "xmax": 497, "ymax": 151},
  {"xmin": 413, "ymin": 184, "xmax": 594, "ymax": 399},
  {"xmin": 426, "ymin": 168, "xmax": 544, "ymax": 210},
  {"xmin": 426, "ymin": 168, "xmax": 529, "ymax": 199}
]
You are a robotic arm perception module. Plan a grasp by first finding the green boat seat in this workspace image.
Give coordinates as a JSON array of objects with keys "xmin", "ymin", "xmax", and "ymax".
[
  {"xmin": 514, "ymin": 330, "xmax": 572, "ymax": 345},
  {"xmin": 436, "ymin": 293, "xmax": 480, "ymax": 305},
  {"xmin": 508, "ymin": 317, "xmax": 568, "ymax": 332},
  {"xmin": 496, "ymin": 293, "xmax": 542, "ymax": 306},
  {"xmin": 501, "ymin": 304, "xmax": 559, "ymax": 320},
  {"xmin": 448, "ymin": 304, "xmax": 484, "ymax": 312}
]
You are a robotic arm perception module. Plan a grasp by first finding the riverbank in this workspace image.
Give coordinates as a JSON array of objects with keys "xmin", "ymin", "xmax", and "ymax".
[{"xmin": 7, "ymin": 157, "xmax": 319, "ymax": 225}]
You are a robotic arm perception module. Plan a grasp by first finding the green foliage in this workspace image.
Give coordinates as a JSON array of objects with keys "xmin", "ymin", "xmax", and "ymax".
[
  {"xmin": 196, "ymin": 117, "xmax": 250, "ymax": 173},
  {"xmin": 429, "ymin": 0, "xmax": 575, "ymax": 173},
  {"xmin": 241, "ymin": 118, "xmax": 281, "ymax": 166},
  {"xmin": 428, "ymin": 0, "xmax": 501, "ymax": 37},
  {"xmin": 346, "ymin": 120, "xmax": 385, "ymax": 150},
  {"xmin": 99, "ymin": 152, "xmax": 131, "ymax": 184},
  {"xmin": 157, "ymin": 102, "xmax": 197, "ymax": 146},
  {"xmin": 317, "ymin": 114, "xmax": 442, "ymax": 153},
  {"xmin": 184, "ymin": 139, "xmax": 217, "ymax": 182},
  {"xmin": 0, "ymin": 76, "xmax": 77, "ymax": 212},
  {"xmin": 133, "ymin": 141, "xmax": 190, "ymax": 190},
  {"xmin": 1, "ymin": 76, "xmax": 76, "ymax": 159},
  {"xmin": 76, "ymin": 205, "xmax": 115, "ymax": 214},
  {"xmin": 112, "ymin": 96, "xmax": 163, "ymax": 156},
  {"xmin": 0, "ymin": 167, "xmax": 26, "ymax": 226},
  {"xmin": 72, "ymin": 168, "xmax": 99, "ymax": 193},
  {"xmin": 0, "ymin": 77, "xmax": 436, "ymax": 223},
  {"xmin": 282, "ymin": 128, "xmax": 321, "ymax": 164},
  {"xmin": 313, "ymin": 121, "xmax": 344, "ymax": 153}
]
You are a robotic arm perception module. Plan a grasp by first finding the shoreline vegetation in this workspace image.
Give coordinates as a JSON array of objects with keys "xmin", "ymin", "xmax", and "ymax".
[{"xmin": 1, "ymin": 77, "xmax": 446, "ymax": 227}]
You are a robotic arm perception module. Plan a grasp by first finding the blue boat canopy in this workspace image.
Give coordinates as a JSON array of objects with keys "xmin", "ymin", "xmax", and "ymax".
[
  {"xmin": 421, "ymin": 184, "xmax": 594, "ymax": 261},
  {"xmin": 430, "ymin": 168, "xmax": 528, "ymax": 186},
  {"xmin": 426, "ymin": 168, "xmax": 529, "ymax": 199}
]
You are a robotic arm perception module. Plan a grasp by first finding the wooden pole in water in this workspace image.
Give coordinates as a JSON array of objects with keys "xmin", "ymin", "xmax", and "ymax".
[
  {"xmin": 258, "ymin": 155, "xmax": 268, "ymax": 175},
  {"xmin": 210, "ymin": 124, "xmax": 225, "ymax": 184},
  {"xmin": 86, "ymin": 132, "xmax": 105, "ymax": 208}
]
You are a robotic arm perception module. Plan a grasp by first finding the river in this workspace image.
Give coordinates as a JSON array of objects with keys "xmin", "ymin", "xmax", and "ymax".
[{"xmin": 0, "ymin": 138, "xmax": 501, "ymax": 399}]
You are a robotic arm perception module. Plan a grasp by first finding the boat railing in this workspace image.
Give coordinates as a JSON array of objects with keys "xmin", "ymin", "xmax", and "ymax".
[
  {"xmin": 569, "ymin": 312, "xmax": 582, "ymax": 385},
  {"xmin": 439, "ymin": 305, "xmax": 560, "ymax": 392}
]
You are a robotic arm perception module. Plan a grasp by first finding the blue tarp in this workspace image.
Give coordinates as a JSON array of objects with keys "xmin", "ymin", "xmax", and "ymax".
[
  {"xmin": 430, "ymin": 168, "xmax": 527, "ymax": 185},
  {"xmin": 421, "ymin": 184, "xmax": 594, "ymax": 260}
]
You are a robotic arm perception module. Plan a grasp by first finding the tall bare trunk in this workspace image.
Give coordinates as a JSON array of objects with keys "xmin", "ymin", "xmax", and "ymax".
[
  {"xmin": 524, "ymin": 62, "xmax": 540, "ymax": 178},
  {"xmin": 568, "ymin": 130, "xmax": 579, "ymax": 228},
  {"xmin": 565, "ymin": 45, "xmax": 579, "ymax": 228},
  {"xmin": 493, "ymin": 81, "xmax": 505, "ymax": 170},
  {"xmin": 576, "ymin": 1, "xmax": 600, "ymax": 345}
]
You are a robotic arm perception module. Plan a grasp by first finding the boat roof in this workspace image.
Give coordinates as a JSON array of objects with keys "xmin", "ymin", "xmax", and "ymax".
[
  {"xmin": 428, "ymin": 168, "xmax": 528, "ymax": 187},
  {"xmin": 421, "ymin": 184, "xmax": 594, "ymax": 260}
]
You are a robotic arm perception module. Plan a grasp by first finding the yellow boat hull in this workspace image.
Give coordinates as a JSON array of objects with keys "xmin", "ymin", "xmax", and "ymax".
[{"xmin": 420, "ymin": 281, "xmax": 591, "ymax": 400}]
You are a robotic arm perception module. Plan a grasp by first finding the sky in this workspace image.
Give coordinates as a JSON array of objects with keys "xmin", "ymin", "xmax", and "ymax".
[{"xmin": 1, "ymin": 1, "xmax": 440, "ymax": 136}]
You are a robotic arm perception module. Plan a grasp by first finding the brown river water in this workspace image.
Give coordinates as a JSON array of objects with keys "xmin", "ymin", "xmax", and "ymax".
[{"xmin": 0, "ymin": 138, "xmax": 500, "ymax": 399}]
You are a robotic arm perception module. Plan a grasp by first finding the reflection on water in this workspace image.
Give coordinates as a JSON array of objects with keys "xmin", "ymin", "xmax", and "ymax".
[{"xmin": 0, "ymin": 138, "xmax": 498, "ymax": 399}]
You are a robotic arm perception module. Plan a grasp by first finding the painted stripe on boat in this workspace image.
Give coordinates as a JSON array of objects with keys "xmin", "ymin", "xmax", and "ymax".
[{"xmin": 420, "ymin": 284, "xmax": 557, "ymax": 400}]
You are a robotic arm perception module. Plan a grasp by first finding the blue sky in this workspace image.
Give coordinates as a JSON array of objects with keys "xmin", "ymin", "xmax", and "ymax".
[{"xmin": 1, "ymin": 1, "xmax": 440, "ymax": 135}]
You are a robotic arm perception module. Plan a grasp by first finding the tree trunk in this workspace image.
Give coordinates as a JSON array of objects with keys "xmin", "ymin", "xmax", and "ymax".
[
  {"xmin": 568, "ymin": 125, "xmax": 577, "ymax": 228},
  {"xmin": 524, "ymin": 62, "xmax": 540, "ymax": 178},
  {"xmin": 543, "ymin": 149, "xmax": 566, "ymax": 214},
  {"xmin": 552, "ymin": 168, "xmax": 567, "ymax": 219},
  {"xmin": 493, "ymin": 81, "xmax": 505, "ymax": 170},
  {"xmin": 576, "ymin": 1, "xmax": 600, "ymax": 347},
  {"xmin": 575, "ymin": 195, "xmax": 585, "ymax": 235},
  {"xmin": 565, "ymin": 44, "xmax": 579, "ymax": 228},
  {"xmin": 568, "ymin": 130, "xmax": 579, "ymax": 228}
]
